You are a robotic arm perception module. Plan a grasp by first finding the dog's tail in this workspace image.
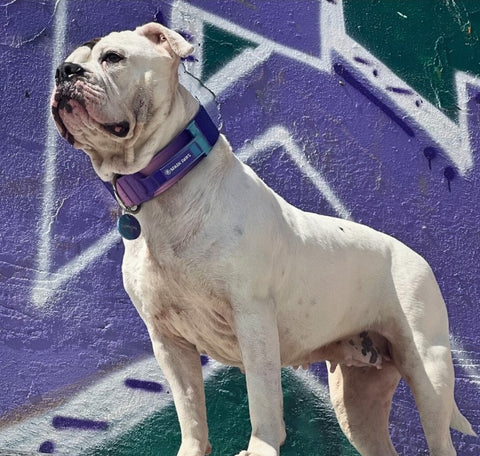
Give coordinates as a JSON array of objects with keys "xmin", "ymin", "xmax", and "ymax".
[{"xmin": 450, "ymin": 401, "xmax": 477, "ymax": 436}]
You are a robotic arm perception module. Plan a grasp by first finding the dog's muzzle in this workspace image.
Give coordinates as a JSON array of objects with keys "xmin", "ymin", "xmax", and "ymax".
[{"xmin": 52, "ymin": 62, "xmax": 131, "ymax": 142}]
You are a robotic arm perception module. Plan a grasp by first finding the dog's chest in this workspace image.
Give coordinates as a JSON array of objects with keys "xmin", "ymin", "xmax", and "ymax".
[
  {"xmin": 153, "ymin": 295, "xmax": 241, "ymax": 366},
  {"xmin": 123, "ymin": 244, "xmax": 243, "ymax": 366}
]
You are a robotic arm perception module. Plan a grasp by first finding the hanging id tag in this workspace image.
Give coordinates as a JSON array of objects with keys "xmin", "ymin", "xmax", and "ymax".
[{"xmin": 117, "ymin": 213, "xmax": 141, "ymax": 240}]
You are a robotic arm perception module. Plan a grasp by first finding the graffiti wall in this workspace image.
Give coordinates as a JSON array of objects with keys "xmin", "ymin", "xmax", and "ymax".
[{"xmin": 0, "ymin": 0, "xmax": 479, "ymax": 454}]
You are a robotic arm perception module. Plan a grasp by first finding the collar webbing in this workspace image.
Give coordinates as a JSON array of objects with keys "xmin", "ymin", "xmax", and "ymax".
[{"xmin": 112, "ymin": 105, "xmax": 219, "ymax": 210}]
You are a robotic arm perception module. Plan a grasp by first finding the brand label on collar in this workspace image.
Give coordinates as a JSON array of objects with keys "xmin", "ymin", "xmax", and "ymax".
[{"xmin": 162, "ymin": 151, "xmax": 194, "ymax": 177}]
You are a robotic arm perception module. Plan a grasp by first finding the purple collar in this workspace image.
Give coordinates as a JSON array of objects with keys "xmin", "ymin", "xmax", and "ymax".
[{"xmin": 110, "ymin": 105, "xmax": 219, "ymax": 212}]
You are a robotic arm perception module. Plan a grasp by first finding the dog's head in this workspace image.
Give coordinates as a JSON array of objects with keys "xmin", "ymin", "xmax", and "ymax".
[{"xmin": 51, "ymin": 23, "xmax": 193, "ymax": 180}]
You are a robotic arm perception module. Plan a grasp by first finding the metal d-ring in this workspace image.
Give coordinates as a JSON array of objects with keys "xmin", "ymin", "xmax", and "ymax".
[{"xmin": 112, "ymin": 175, "xmax": 141, "ymax": 214}]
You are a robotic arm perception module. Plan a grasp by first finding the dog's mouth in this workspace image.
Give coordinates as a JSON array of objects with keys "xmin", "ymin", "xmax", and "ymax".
[
  {"xmin": 51, "ymin": 93, "xmax": 77, "ymax": 145},
  {"xmin": 51, "ymin": 89, "xmax": 130, "ymax": 144}
]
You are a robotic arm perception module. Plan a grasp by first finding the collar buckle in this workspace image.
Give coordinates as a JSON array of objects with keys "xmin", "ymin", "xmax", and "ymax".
[{"xmin": 112, "ymin": 174, "xmax": 141, "ymax": 214}]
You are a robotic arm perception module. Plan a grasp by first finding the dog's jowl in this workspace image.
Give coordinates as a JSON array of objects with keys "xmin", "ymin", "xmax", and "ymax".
[{"xmin": 52, "ymin": 22, "xmax": 475, "ymax": 456}]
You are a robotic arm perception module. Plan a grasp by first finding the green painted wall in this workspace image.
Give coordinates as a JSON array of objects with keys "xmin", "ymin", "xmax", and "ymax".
[
  {"xmin": 202, "ymin": 24, "xmax": 256, "ymax": 81},
  {"xmin": 86, "ymin": 368, "xmax": 359, "ymax": 456},
  {"xmin": 343, "ymin": 0, "xmax": 480, "ymax": 119}
]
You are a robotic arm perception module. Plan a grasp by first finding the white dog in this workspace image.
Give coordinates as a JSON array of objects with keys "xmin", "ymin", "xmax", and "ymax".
[{"xmin": 51, "ymin": 23, "xmax": 475, "ymax": 456}]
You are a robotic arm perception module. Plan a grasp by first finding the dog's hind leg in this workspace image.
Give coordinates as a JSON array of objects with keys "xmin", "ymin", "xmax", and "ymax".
[
  {"xmin": 391, "ymin": 336, "xmax": 457, "ymax": 456},
  {"xmin": 327, "ymin": 361, "xmax": 401, "ymax": 456},
  {"xmin": 390, "ymin": 263, "xmax": 471, "ymax": 455}
]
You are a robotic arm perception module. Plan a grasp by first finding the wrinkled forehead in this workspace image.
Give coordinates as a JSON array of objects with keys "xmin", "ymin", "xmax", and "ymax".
[{"xmin": 66, "ymin": 30, "xmax": 143, "ymax": 63}]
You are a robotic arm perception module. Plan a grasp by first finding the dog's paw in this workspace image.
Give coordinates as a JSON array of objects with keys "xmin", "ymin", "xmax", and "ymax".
[
  {"xmin": 235, "ymin": 436, "xmax": 280, "ymax": 456},
  {"xmin": 235, "ymin": 451, "xmax": 277, "ymax": 456},
  {"xmin": 176, "ymin": 440, "xmax": 211, "ymax": 456}
]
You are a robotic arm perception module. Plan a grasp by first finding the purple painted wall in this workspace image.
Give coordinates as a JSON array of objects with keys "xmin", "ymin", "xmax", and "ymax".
[{"xmin": 0, "ymin": 0, "xmax": 478, "ymax": 454}]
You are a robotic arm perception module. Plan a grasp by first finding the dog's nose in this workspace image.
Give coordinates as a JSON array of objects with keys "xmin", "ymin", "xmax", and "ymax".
[{"xmin": 55, "ymin": 62, "xmax": 85, "ymax": 85}]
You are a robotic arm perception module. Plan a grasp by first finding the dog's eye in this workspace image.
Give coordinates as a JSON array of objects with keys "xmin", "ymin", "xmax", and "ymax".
[{"xmin": 101, "ymin": 52, "xmax": 124, "ymax": 64}]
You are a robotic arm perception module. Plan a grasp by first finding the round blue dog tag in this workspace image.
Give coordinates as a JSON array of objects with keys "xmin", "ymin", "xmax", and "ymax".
[{"xmin": 117, "ymin": 213, "xmax": 141, "ymax": 240}]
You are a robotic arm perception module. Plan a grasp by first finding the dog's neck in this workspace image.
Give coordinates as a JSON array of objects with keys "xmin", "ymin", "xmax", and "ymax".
[
  {"xmin": 131, "ymin": 84, "xmax": 200, "ymax": 171},
  {"xmin": 130, "ymin": 116, "xmax": 232, "ymax": 253},
  {"xmin": 117, "ymin": 84, "xmax": 233, "ymax": 250}
]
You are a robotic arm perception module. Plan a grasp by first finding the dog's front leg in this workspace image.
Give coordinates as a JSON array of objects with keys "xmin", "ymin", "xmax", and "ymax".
[
  {"xmin": 233, "ymin": 299, "xmax": 285, "ymax": 456},
  {"xmin": 149, "ymin": 329, "xmax": 210, "ymax": 456}
]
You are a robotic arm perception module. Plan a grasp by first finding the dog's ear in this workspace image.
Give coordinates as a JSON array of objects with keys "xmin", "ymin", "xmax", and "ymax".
[{"xmin": 136, "ymin": 23, "xmax": 194, "ymax": 58}]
